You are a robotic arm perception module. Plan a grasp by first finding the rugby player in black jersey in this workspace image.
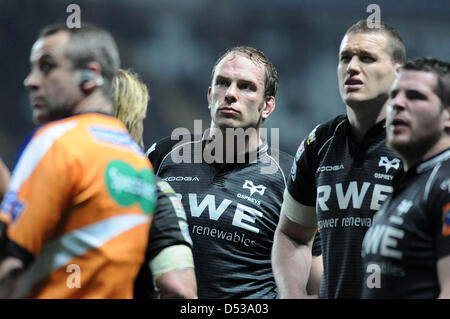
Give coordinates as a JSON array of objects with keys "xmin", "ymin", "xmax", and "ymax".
[
  {"xmin": 361, "ymin": 58, "xmax": 450, "ymax": 298},
  {"xmin": 272, "ymin": 20, "xmax": 406, "ymax": 298},
  {"xmin": 148, "ymin": 46, "xmax": 322, "ymax": 298}
]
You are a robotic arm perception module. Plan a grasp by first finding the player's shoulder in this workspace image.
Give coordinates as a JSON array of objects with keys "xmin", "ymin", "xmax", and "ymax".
[
  {"xmin": 295, "ymin": 114, "xmax": 347, "ymax": 158},
  {"xmin": 310, "ymin": 114, "xmax": 347, "ymax": 142},
  {"xmin": 146, "ymin": 134, "xmax": 200, "ymax": 172},
  {"xmin": 431, "ymin": 150, "xmax": 450, "ymax": 185},
  {"xmin": 264, "ymin": 147, "xmax": 294, "ymax": 184},
  {"xmin": 271, "ymin": 148, "xmax": 294, "ymax": 169}
]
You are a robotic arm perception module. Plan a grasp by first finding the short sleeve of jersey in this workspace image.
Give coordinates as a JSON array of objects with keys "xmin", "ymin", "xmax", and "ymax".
[
  {"xmin": 430, "ymin": 162, "xmax": 450, "ymax": 260},
  {"xmin": 287, "ymin": 117, "xmax": 343, "ymax": 207},
  {"xmin": 134, "ymin": 176, "xmax": 193, "ymax": 299},
  {"xmin": 146, "ymin": 177, "xmax": 193, "ymax": 259}
]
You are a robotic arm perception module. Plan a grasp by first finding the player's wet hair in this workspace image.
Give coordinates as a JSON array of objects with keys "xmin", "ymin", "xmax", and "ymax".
[
  {"xmin": 402, "ymin": 57, "xmax": 450, "ymax": 108},
  {"xmin": 210, "ymin": 46, "xmax": 278, "ymax": 99},
  {"xmin": 39, "ymin": 23, "xmax": 120, "ymax": 101},
  {"xmin": 345, "ymin": 20, "xmax": 406, "ymax": 65},
  {"xmin": 113, "ymin": 69, "xmax": 149, "ymax": 150}
]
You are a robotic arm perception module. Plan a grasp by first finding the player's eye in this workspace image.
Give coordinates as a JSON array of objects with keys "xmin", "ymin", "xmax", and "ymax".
[
  {"xmin": 39, "ymin": 61, "xmax": 55, "ymax": 74},
  {"xmin": 390, "ymin": 89, "xmax": 399, "ymax": 99},
  {"xmin": 406, "ymin": 90, "xmax": 427, "ymax": 100},
  {"xmin": 360, "ymin": 56, "xmax": 376, "ymax": 63},
  {"xmin": 216, "ymin": 78, "xmax": 229, "ymax": 87},
  {"xmin": 238, "ymin": 82, "xmax": 256, "ymax": 91},
  {"xmin": 340, "ymin": 56, "xmax": 351, "ymax": 63}
]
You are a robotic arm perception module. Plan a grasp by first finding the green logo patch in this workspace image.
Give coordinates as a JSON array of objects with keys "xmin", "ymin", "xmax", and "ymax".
[{"xmin": 105, "ymin": 160, "xmax": 157, "ymax": 214}]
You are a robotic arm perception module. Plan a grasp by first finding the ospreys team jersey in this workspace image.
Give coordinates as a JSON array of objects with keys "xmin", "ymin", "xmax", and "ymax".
[
  {"xmin": 134, "ymin": 177, "xmax": 193, "ymax": 298},
  {"xmin": 148, "ymin": 135, "xmax": 293, "ymax": 299},
  {"xmin": 0, "ymin": 113, "xmax": 156, "ymax": 298},
  {"xmin": 288, "ymin": 114, "xmax": 403, "ymax": 299},
  {"xmin": 361, "ymin": 149, "xmax": 450, "ymax": 299}
]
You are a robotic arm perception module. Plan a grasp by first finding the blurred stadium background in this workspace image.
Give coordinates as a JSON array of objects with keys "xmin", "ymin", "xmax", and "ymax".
[{"xmin": 1, "ymin": 0, "xmax": 449, "ymax": 169}]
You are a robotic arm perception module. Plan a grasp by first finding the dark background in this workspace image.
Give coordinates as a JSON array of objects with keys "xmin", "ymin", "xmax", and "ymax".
[{"xmin": 1, "ymin": 0, "xmax": 449, "ymax": 169}]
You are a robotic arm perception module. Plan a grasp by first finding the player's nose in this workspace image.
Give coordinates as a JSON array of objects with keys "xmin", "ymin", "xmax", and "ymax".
[{"xmin": 24, "ymin": 70, "xmax": 40, "ymax": 91}]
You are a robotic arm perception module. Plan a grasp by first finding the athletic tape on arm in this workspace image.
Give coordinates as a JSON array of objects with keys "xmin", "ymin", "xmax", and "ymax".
[
  {"xmin": 282, "ymin": 189, "xmax": 317, "ymax": 228},
  {"xmin": 149, "ymin": 244, "xmax": 194, "ymax": 278}
]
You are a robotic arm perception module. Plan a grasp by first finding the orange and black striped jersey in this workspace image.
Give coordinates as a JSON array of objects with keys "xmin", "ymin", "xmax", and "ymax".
[{"xmin": 0, "ymin": 113, "xmax": 157, "ymax": 298}]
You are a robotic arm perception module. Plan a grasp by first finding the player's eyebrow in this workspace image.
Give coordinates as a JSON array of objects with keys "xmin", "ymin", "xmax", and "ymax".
[
  {"xmin": 30, "ymin": 53, "xmax": 55, "ymax": 67},
  {"xmin": 215, "ymin": 75, "xmax": 230, "ymax": 83},
  {"xmin": 340, "ymin": 49, "xmax": 376, "ymax": 57}
]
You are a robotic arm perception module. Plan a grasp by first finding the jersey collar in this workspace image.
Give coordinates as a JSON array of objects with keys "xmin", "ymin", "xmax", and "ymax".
[
  {"xmin": 416, "ymin": 148, "xmax": 450, "ymax": 174},
  {"xmin": 394, "ymin": 148, "xmax": 450, "ymax": 193},
  {"xmin": 200, "ymin": 132, "xmax": 269, "ymax": 169},
  {"xmin": 344, "ymin": 117, "xmax": 387, "ymax": 161}
]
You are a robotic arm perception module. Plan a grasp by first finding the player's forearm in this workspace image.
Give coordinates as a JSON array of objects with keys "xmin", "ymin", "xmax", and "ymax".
[
  {"xmin": 150, "ymin": 245, "xmax": 197, "ymax": 299},
  {"xmin": 272, "ymin": 229, "xmax": 313, "ymax": 298},
  {"xmin": 155, "ymin": 268, "xmax": 197, "ymax": 299}
]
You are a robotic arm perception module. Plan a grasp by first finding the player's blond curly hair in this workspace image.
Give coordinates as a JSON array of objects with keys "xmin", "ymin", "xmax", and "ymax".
[{"xmin": 113, "ymin": 69, "xmax": 149, "ymax": 150}]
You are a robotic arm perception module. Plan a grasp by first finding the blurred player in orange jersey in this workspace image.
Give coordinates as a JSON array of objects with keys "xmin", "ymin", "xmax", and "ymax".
[
  {"xmin": 0, "ymin": 24, "xmax": 157, "ymax": 298},
  {"xmin": 113, "ymin": 69, "xmax": 197, "ymax": 299}
]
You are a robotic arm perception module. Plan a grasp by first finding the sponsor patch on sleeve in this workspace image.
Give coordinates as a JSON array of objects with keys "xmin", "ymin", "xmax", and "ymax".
[
  {"xmin": 157, "ymin": 180, "xmax": 175, "ymax": 194},
  {"xmin": 1, "ymin": 191, "xmax": 25, "ymax": 223},
  {"xmin": 169, "ymin": 196, "xmax": 187, "ymax": 220},
  {"xmin": 178, "ymin": 220, "xmax": 193, "ymax": 246},
  {"xmin": 295, "ymin": 140, "xmax": 305, "ymax": 162}
]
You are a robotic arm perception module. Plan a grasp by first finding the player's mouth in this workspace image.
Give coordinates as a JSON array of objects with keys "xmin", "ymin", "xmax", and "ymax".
[
  {"xmin": 345, "ymin": 77, "xmax": 363, "ymax": 91},
  {"xmin": 389, "ymin": 117, "xmax": 410, "ymax": 134},
  {"xmin": 219, "ymin": 107, "xmax": 240, "ymax": 115},
  {"xmin": 30, "ymin": 96, "xmax": 45, "ymax": 108}
]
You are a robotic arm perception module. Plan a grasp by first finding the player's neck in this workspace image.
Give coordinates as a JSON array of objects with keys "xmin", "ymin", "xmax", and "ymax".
[
  {"xmin": 72, "ymin": 90, "xmax": 113, "ymax": 117},
  {"xmin": 206, "ymin": 124, "xmax": 263, "ymax": 158},
  {"xmin": 346, "ymin": 102, "xmax": 386, "ymax": 144}
]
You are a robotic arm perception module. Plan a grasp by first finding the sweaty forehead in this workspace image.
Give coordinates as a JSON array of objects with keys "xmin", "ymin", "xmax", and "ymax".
[
  {"xmin": 30, "ymin": 31, "xmax": 70, "ymax": 63},
  {"xmin": 339, "ymin": 32, "xmax": 389, "ymax": 55},
  {"xmin": 214, "ymin": 53, "xmax": 265, "ymax": 83}
]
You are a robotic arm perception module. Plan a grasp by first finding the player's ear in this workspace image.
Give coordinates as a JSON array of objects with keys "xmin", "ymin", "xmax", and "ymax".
[
  {"xmin": 261, "ymin": 96, "xmax": 275, "ymax": 120},
  {"xmin": 393, "ymin": 62, "xmax": 402, "ymax": 75},
  {"xmin": 207, "ymin": 87, "xmax": 212, "ymax": 109},
  {"xmin": 443, "ymin": 106, "xmax": 450, "ymax": 134}
]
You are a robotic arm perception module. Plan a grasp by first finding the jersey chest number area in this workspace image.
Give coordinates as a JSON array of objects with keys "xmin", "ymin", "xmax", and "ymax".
[
  {"xmin": 317, "ymin": 181, "xmax": 393, "ymax": 212},
  {"xmin": 179, "ymin": 193, "xmax": 262, "ymax": 234}
]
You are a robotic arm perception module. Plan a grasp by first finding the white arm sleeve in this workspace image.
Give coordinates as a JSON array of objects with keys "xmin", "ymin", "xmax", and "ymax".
[{"xmin": 282, "ymin": 189, "xmax": 317, "ymax": 228}]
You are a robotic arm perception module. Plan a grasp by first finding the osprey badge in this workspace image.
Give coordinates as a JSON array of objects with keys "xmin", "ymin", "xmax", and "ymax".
[
  {"xmin": 378, "ymin": 156, "xmax": 401, "ymax": 173},
  {"xmin": 243, "ymin": 180, "xmax": 266, "ymax": 196}
]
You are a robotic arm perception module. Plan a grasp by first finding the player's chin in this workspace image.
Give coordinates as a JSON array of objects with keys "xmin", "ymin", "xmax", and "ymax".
[
  {"xmin": 216, "ymin": 117, "xmax": 242, "ymax": 129},
  {"xmin": 386, "ymin": 135, "xmax": 409, "ymax": 153},
  {"xmin": 32, "ymin": 110, "xmax": 49, "ymax": 125},
  {"xmin": 343, "ymin": 93, "xmax": 368, "ymax": 106}
]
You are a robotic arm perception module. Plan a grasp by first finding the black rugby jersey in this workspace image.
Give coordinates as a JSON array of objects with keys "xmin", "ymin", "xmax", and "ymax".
[
  {"xmin": 361, "ymin": 149, "xmax": 450, "ymax": 299},
  {"xmin": 134, "ymin": 177, "xmax": 193, "ymax": 299},
  {"xmin": 288, "ymin": 114, "xmax": 403, "ymax": 299},
  {"xmin": 148, "ymin": 134, "xmax": 293, "ymax": 299}
]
